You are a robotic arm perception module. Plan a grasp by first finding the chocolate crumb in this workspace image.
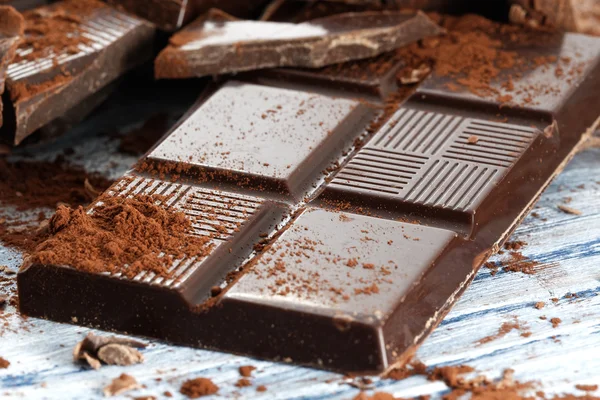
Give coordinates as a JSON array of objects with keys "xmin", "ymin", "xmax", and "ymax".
[
  {"xmin": 557, "ymin": 204, "xmax": 582, "ymax": 215},
  {"xmin": 103, "ymin": 373, "xmax": 141, "ymax": 397},
  {"xmin": 550, "ymin": 317, "xmax": 562, "ymax": 328},
  {"xmin": 0, "ymin": 356, "xmax": 9, "ymax": 369},
  {"xmin": 575, "ymin": 384, "xmax": 598, "ymax": 392},
  {"xmin": 180, "ymin": 377, "xmax": 218, "ymax": 398},
  {"xmin": 239, "ymin": 365, "xmax": 256, "ymax": 377},
  {"xmin": 235, "ymin": 378, "xmax": 252, "ymax": 388},
  {"xmin": 535, "ymin": 302, "xmax": 545, "ymax": 309},
  {"xmin": 256, "ymin": 385, "xmax": 267, "ymax": 392},
  {"xmin": 467, "ymin": 135, "xmax": 479, "ymax": 144}
]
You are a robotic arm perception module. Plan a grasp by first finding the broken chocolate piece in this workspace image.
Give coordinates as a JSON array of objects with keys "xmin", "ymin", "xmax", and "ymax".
[
  {"xmin": 154, "ymin": 9, "xmax": 443, "ymax": 79},
  {"xmin": 73, "ymin": 332, "xmax": 146, "ymax": 369},
  {"xmin": 107, "ymin": 0, "xmax": 268, "ymax": 31},
  {"xmin": 97, "ymin": 344, "xmax": 144, "ymax": 366},
  {"xmin": 2, "ymin": 0, "xmax": 156, "ymax": 145}
]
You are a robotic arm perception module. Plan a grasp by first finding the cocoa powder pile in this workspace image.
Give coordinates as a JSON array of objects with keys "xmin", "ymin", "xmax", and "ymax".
[
  {"xmin": 0, "ymin": 157, "xmax": 113, "ymax": 252},
  {"xmin": 393, "ymin": 13, "xmax": 554, "ymax": 103},
  {"xmin": 30, "ymin": 195, "xmax": 214, "ymax": 278},
  {"xmin": 180, "ymin": 377, "xmax": 219, "ymax": 398}
]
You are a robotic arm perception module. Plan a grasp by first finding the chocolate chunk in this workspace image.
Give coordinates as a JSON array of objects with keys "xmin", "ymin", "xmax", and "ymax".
[
  {"xmin": 143, "ymin": 81, "xmax": 376, "ymax": 201},
  {"xmin": 107, "ymin": 0, "xmax": 268, "ymax": 31},
  {"xmin": 97, "ymin": 344, "xmax": 144, "ymax": 366},
  {"xmin": 73, "ymin": 332, "xmax": 146, "ymax": 369},
  {"xmin": 2, "ymin": 0, "xmax": 156, "ymax": 145},
  {"xmin": 154, "ymin": 9, "xmax": 443, "ymax": 79},
  {"xmin": 17, "ymin": 26, "xmax": 600, "ymax": 374}
]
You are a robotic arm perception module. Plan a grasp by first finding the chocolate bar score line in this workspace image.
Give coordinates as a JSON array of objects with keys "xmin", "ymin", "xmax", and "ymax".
[{"xmin": 18, "ymin": 17, "xmax": 600, "ymax": 374}]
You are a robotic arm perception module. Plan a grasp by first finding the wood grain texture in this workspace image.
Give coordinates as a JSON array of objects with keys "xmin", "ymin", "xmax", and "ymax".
[{"xmin": 0, "ymin": 89, "xmax": 598, "ymax": 399}]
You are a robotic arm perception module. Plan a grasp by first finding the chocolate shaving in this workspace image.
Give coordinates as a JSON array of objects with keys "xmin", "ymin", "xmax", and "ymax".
[
  {"xmin": 557, "ymin": 204, "xmax": 582, "ymax": 215},
  {"xmin": 97, "ymin": 344, "xmax": 144, "ymax": 366},
  {"xmin": 73, "ymin": 332, "xmax": 146, "ymax": 369},
  {"xmin": 103, "ymin": 373, "xmax": 141, "ymax": 397}
]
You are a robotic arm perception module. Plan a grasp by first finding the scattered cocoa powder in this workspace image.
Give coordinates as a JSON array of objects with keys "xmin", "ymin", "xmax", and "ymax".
[
  {"xmin": 29, "ymin": 194, "xmax": 214, "ymax": 278},
  {"xmin": 0, "ymin": 157, "xmax": 112, "ymax": 211},
  {"xmin": 180, "ymin": 377, "xmax": 218, "ymax": 398},
  {"xmin": 476, "ymin": 318, "xmax": 531, "ymax": 345},
  {"xmin": 0, "ymin": 157, "xmax": 113, "ymax": 252},
  {"xmin": 385, "ymin": 360, "xmax": 427, "ymax": 380},
  {"xmin": 502, "ymin": 251, "xmax": 540, "ymax": 275}
]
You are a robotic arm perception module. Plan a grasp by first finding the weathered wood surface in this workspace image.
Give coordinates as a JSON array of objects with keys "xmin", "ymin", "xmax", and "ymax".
[{"xmin": 0, "ymin": 89, "xmax": 598, "ymax": 399}]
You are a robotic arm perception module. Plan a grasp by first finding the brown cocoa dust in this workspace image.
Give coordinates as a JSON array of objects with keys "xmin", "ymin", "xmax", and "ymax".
[
  {"xmin": 29, "ymin": 194, "xmax": 214, "ymax": 279},
  {"xmin": 0, "ymin": 157, "xmax": 113, "ymax": 252},
  {"xmin": 180, "ymin": 377, "xmax": 219, "ymax": 398}
]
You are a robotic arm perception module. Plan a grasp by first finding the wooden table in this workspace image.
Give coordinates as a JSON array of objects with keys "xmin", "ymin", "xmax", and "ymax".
[{"xmin": 0, "ymin": 87, "xmax": 598, "ymax": 399}]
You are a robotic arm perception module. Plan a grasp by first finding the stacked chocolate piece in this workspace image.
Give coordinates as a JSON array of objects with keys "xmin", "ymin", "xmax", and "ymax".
[{"xmin": 14, "ymin": 0, "xmax": 600, "ymax": 374}]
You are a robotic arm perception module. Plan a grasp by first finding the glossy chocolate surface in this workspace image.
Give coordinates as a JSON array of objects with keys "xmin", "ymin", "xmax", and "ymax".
[
  {"xmin": 145, "ymin": 81, "xmax": 375, "ymax": 202},
  {"xmin": 18, "ymin": 28, "xmax": 600, "ymax": 374},
  {"xmin": 154, "ymin": 10, "xmax": 443, "ymax": 79},
  {"xmin": 2, "ymin": 1, "xmax": 156, "ymax": 145}
]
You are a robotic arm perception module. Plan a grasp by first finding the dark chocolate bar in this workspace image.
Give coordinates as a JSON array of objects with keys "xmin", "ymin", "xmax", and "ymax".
[
  {"xmin": 1, "ymin": 0, "xmax": 156, "ymax": 145},
  {"xmin": 18, "ymin": 27, "xmax": 600, "ymax": 375},
  {"xmin": 106, "ymin": 0, "xmax": 268, "ymax": 31},
  {"xmin": 154, "ymin": 10, "xmax": 443, "ymax": 79}
]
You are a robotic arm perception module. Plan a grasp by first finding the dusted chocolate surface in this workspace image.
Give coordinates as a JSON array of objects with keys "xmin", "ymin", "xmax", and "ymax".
[
  {"xmin": 145, "ymin": 81, "xmax": 375, "ymax": 201},
  {"xmin": 16, "ymin": 13, "xmax": 600, "ymax": 375}
]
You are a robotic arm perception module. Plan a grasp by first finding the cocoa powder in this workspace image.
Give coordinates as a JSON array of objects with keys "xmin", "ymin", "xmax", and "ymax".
[
  {"xmin": 0, "ymin": 157, "xmax": 113, "ymax": 252},
  {"xmin": 30, "ymin": 194, "xmax": 214, "ymax": 278},
  {"xmin": 180, "ymin": 377, "xmax": 218, "ymax": 398}
]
